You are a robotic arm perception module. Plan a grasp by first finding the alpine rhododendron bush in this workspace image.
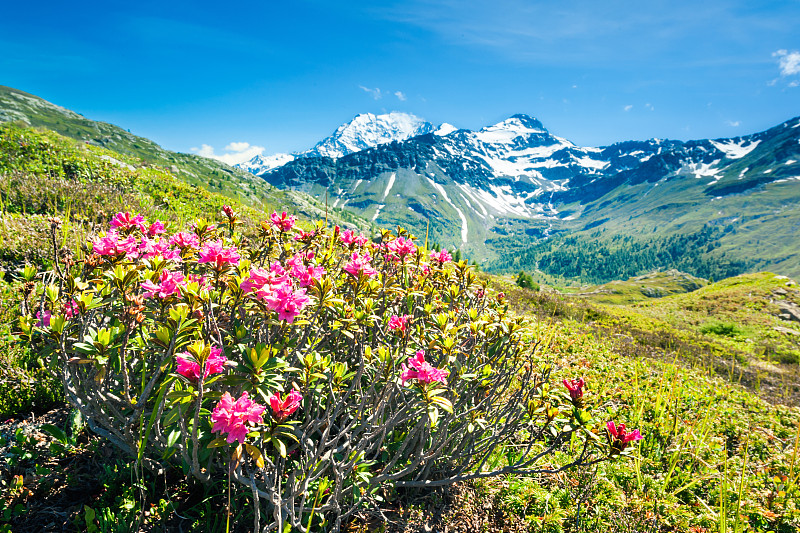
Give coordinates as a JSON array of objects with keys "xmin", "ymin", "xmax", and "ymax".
[{"xmin": 22, "ymin": 208, "xmax": 635, "ymax": 532}]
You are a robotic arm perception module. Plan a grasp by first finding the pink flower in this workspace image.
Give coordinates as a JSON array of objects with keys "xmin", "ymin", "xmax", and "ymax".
[
  {"xmin": 198, "ymin": 240, "xmax": 240, "ymax": 269},
  {"xmin": 241, "ymin": 264, "xmax": 290, "ymax": 294},
  {"xmin": 169, "ymin": 231, "xmax": 200, "ymax": 249},
  {"xmin": 606, "ymin": 421, "xmax": 643, "ymax": 454},
  {"xmin": 92, "ymin": 231, "xmax": 140, "ymax": 257},
  {"xmin": 263, "ymin": 282, "xmax": 311, "ymax": 323},
  {"xmin": 185, "ymin": 274, "xmax": 211, "ymax": 291},
  {"xmin": 388, "ymin": 314, "xmax": 411, "ymax": 334},
  {"xmin": 141, "ymin": 270, "xmax": 185, "ymax": 299},
  {"xmin": 341, "ymin": 229, "xmax": 368, "ymax": 246},
  {"xmin": 563, "ymin": 377, "xmax": 585, "ymax": 406},
  {"xmin": 343, "ymin": 252, "xmax": 378, "ymax": 278},
  {"xmin": 387, "ymin": 237, "xmax": 417, "ymax": 258},
  {"xmin": 110, "ymin": 212, "xmax": 148, "ymax": 233},
  {"xmin": 36, "ymin": 310, "xmax": 52, "ymax": 328},
  {"xmin": 269, "ymin": 211, "xmax": 296, "ymax": 232},
  {"xmin": 268, "ymin": 389, "xmax": 303, "ymax": 422},
  {"xmin": 176, "ymin": 347, "xmax": 228, "ymax": 381},
  {"xmin": 400, "ymin": 350, "xmax": 449, "ymax": 386},
  {"xmin": 147, "ymin": 221, "xmax": 166, "ymax": 238},
  {"xmin": 139, "ymin": 237, "xmax": 181, "ymax": 261},
  {"xmin": 430, "ymin": 249, "xmax": 452, "ymax": 263},
  {"xmin": 62, "ymin": 299, "xmax": 80, "ymax": 318},
  {"xmin": 287, "ymin": 252, "xmax": 324, "ymax": 288},
  {"xmin": 211, "ymin": 392, "xmax": 266, "ymax": 444},
  {"xmin": 221, "ymin": 205, "xmax": 235, "ymax": 219},
  {"xmin": 293, "ymin": 230, "xmax": 317, "ymax": 242}
]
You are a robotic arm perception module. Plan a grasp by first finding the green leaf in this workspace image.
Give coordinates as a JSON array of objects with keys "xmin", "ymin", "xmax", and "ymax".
[{"xmin": 207, "ymin": 437, "xmax": 229, "ymax": 448}]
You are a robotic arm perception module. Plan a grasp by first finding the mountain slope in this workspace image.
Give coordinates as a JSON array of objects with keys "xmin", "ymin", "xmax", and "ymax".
[
  {"xmin": 255, "ymin": 113, "xmax": 800, "ymax": 280},
  {"xmin": 0, "ymin": 85, "xmax": 368, "ymax": 230}
]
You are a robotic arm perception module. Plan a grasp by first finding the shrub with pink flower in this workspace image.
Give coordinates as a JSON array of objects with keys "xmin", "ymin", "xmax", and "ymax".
[
  {"xmin": 270, "ymin": 211, "xmax": 296, "ymax": 232},
  {"xmin": 386, "ymin": 236, "xmax": 417, "ymax": 258},
  {"xmin": 176, "ymin": 347, "xmax": 228, "ymax": 381},
  {"xmin": 340, "ymin": 229, "xmax": 368, "ymax": 246},
  {"xmin": 388, "ymin": 314, "xmax": 411, "ymax": 334},
  {"xmin": 268, "ymin": 389, "xmax": 303, "ymax": 422},
  {"xmin": 430, "ymin": 249, "xmax": 452, "ymax": 263},
  {"xmin": 263, "ymin": 283, "xmax": 311, "ymax": 323},
  {"xmin": 606, "ymin": 421, "xmax": 643, "ymax": 454},
  {"xmin": 146, "ymin": 221, "xmax": 166, "ymax": 237},
  {"xmin": 400, "ymin": 350, "xmax": 449, "ymax": 385},
  {"xmin": 211, "ymin": 392, "xmax": 266, "ymax": 444},
  {"xmin": 563, "ymin": 377, "xmax": 586, "ymax": 407},
  {"xmin": 169, "ymin": 231, "xmax": 200, "ymax": 250},
  {"xmin": 92, "ymin": 231, "xmax": 140, "ymax": 258},
  {"xmin": 198, "ymin": 240, "xmax": 240, "ymax": 269},
  {"xmin": 343, "ymin": 252, "xmax": 378, "ymax": 278},
  {"xmin": 141, "ymin": 270, "xmax": 185, "ymax": 299},
  {"xmin": 110, "ymin": 211, "xmax": 148, "ymax": 233}
]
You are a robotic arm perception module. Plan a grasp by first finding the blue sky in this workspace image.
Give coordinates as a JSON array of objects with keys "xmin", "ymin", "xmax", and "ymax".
[{"xmin": 2, "ymin": 0, "xmax": 799, "ymax": 164}]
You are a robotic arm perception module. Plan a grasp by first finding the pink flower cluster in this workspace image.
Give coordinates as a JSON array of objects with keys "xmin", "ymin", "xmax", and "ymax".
[
  {"xmin": 270, "ymin": 211, "xmax": 296, "ymax": 232},
  {"xmin": 340, "ymin": 229, "xmax": 368, "ymax": 247},
  {"xmin": 400, "ymin": 350, "xmax": 449, "ymax": 386},
  {"xmin": 176, "ymin": 347, "xmax": 228, "ymax": 381},
  {"xmin": 606, "ymin": 421, "xmax": 643, "ymax": 453},
  {"xmin": 386, "ymin": 236, "xmax": 417, "ymax": 258},
  {"xmin": 241, "ymin": 263, "xmax": 312, "ymax": 323},
  {"xmin": 563, "ymin": 377, "xmax": 585, "ymax": 407},
  {"xmin": 141, "ymin": 270, "xmax": 185, "ymax": 299},
  {"xmin": 344, "ymin": 252, "xmax": 378, "ymax": 278},
  {"xmin": 286, "ymin": 252, "xmax": 325, "ymax": 288},
  {"xmin": 268, "ymin": 389, "xmax": 303, "ymax": 422},
  {"xmin": 430, "ymin": 249, "xmax": 452, "ymax": 263},
  {"xmin": 388, "ymin": 314, "xmax": 411, "ymax": 334},
  {"xmin": 198, "ymin": 240, "xmax": 241, "ymax": 269},
  {"xmin": 110, "ymin": 212, "xmax": 147, "ymax": 233},
  {"xmin": 169, "ymin": 231, "xmax": 200, "ymax": 249},
  {"xmin": 211, "ymin": 392, "xmax": 266, "ymax": 444}
]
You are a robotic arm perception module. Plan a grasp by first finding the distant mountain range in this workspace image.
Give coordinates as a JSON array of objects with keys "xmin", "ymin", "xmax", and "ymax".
[
  {"xmin": 2, "ymin": 85, "xmax": 798, "ymax": 281},
  {"xmin": 240, "ymin": 110, "xmax": 800, "ymax": 280}
]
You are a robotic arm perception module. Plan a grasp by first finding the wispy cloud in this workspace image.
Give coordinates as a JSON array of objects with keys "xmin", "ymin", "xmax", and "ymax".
[
  {"xmin": 726, "ymin": 120, "xmax": 741, "ymax": 127},
  {"xmin": 359, "ymin": 86, "xmax": 383, "ymax": 100},
  {"xmin": 191, "ymin": 142, "xmax": 265, "ymax": 166},
  {"xmin": 394, "ymin": 90, "xmax": 407, "ymax": 101},
  {"xmin": 624, "ymin": 104, "xmax": 633, "ymax": 112}
]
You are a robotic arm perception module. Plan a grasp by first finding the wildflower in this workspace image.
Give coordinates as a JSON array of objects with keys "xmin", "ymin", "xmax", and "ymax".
[
  {"xmin": 341, "ymin": 229, "xmax": 368, "ymax": 246},
  {"xmin": 268, "ymin": 389, "xmax": 303, "ymax": 422},
  {"xmin": 241, "ymin": 264, "xmax": 290, "ymax": 294},
  {"xmin": 387, "ymin": 236, "xmax": 417, "ymax": 257},
  {"xmin": 92, "ymin": 231, "xmax": 139, "ymax": 258},
  {"xmin": 211, "ymin": 392, "xmax": 266, "ymax": 444},
  {"xmin": 430, "ymin": 249, "xmax": 452, "ymax": 263},
  {"xmin": 176, "ymin": 347, "xmax": 228, "ymax": 381},
  {"xmin": 388, "ymin": 314, "xmax": 411, "ymax": 334},
  {"xmin": 400, "ymin": 350, "xmax": 449, "ymax": 385},
  {"xmin": 110, "ymin": 212, "xmax": 147, "ymax": 233},
  {"xmin": 198, "ymin": 240, "xmax": 240, "ymax": 269},
  {"xmin": 263, "ymin": 282, "xmax": 311, "ymax": 323},
  {"xmin": 287, "ymin": 252, "xmax": 325, "ymax": 287},
  {"xmin": 36, "ymin": 310, "xmax": 52, "ymax": 328},
  {"xmin": 606, "ymin": 420, "xmax": 643, "ymax": 454},
  {"xmin": 169, "ymin": 231, "xmax": 200, "ymax": 249},
  {"xmin": 146, "ymin": 221, "xmax": 166, "ymax": 238},
  {"xmin": 141, "ymin": 270, "xmax": 185, "ymax": 299},
  {"xmin": 62, "ymin": 299, "xmax": 80, "ymax": 318},
  {"xmin": 221, "ymin": 205, "xmax": 236, "ymax": 220},
  {"xmin": 343, "ymin": 252, "xmax": 378, "ymax": 278},
  {"xmin": 270, "ymin": 211, "xmax": 296, "ymax": 232},
  {"xmin": 563, "ymin": 377, "xmax": 585, "ymax": 407}
]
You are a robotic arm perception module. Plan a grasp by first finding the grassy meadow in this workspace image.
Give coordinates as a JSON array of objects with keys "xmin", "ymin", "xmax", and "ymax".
[{"xmin": 0, "ymin": 123, "xmax": 798, "ymax": 532}]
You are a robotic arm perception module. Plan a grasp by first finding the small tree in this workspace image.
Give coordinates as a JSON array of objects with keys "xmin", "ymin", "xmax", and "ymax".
[{"xmin": 516, "ymin": 270, "xmax": 539, "ymax": 291}]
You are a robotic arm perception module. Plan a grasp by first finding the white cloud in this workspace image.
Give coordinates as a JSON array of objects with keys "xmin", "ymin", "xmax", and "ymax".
[
  {"xmin": 359, "ymin": 85, "xmax": 383, "ymax": 100},
  {"xmin": 394, "ymin": 90, "xmax": 407, "ymax": 101},
  {"xmin": 623, "ymin": 104, "xmax": 633, "ymax": 112},
  {"xmin": 774, "ymin": 49, "xmax": 800, "ymax": 77},
  {"xmin": 191, "ymin": 142, "xmax": 265, "ymax": 166},
  {"xmin": 645, "ymin": 103, "xmax": 654, "ymax": 111},
  {"xmin": 726, "ymin": 120, "xmax": 741, "ymax": 127}
]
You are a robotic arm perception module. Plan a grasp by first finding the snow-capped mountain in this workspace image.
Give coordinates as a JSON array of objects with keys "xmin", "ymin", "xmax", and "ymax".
[
  {"xmin": 237, "ymin": 112, "xmax": 436, "ymax": 175},
  {"xmin": 255, "ymin": 112, "xmax": 800, "ymax": 276}
]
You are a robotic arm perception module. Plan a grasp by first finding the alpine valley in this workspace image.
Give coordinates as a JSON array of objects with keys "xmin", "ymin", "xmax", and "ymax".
[
  {"xmin": 2, "ymin": 84, "xmax": 799, "ymax": 283},
  {"xmin": 242, "ymin": 111, "xmax": 800, "ymax": 282}
]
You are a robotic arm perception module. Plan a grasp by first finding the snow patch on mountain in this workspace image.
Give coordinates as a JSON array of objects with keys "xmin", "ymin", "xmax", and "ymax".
[{"xmin": 709, "ymin": 139, "xmax": 761, "ymax": 159}]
